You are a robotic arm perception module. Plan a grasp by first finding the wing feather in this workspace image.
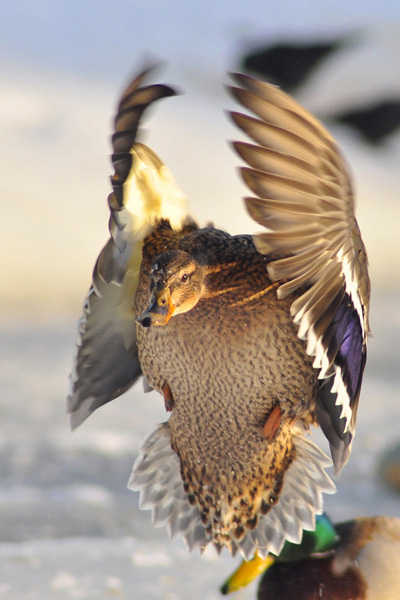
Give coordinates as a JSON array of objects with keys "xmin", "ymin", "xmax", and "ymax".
[
  {"xmin": 68, "ymin": 68, "xmax": 188, "ymax": 427},
  {"xmin": 229, "ymin": 73, "xmax": 370, "ymax": 471}
]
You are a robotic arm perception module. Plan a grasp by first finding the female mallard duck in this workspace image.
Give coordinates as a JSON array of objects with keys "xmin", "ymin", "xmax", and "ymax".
[
  {"xmin": 222, "ymin": 514, "xmax": 400, "ymax": 599},
  {"xmin": 68, "ymin": 67, "xmax": 370, "ymax": 558}
]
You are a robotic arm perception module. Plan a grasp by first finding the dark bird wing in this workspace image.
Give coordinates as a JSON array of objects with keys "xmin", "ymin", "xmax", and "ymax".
[
  {"xmin": 240, "ymin": 34, "xmax": 353, "ymax": 92},
  {"xmin": 68, "ymin": 68, "xmax": 189, "ymax": 428},
  {"xmin": 332, "ymin": 98, "xmax": 400, "ymax": 145},
  {"xmin": 229, "ymin": 74, "xmax": 370, "ymax": 472}
]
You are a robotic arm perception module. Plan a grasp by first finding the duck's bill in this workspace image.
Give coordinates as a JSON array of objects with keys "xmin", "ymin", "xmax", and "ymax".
[
  {"xmin": 136, "ymin": 290, "xmax": 175, "ymax": 327},
  {"xmin": 220, "ymin": 552, "xmax": 275, "ymax": 594}
]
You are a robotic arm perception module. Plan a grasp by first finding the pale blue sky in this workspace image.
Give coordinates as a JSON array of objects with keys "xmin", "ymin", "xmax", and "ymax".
[{"xmin": 2, "ymin": 1, "xmax": 399, "ymax": 82}]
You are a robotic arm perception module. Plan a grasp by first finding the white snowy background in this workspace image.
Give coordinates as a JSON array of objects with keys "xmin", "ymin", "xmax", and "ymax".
[{"xmin": 1, "ymin": 2, "xmax": 400, "ymax": 598}]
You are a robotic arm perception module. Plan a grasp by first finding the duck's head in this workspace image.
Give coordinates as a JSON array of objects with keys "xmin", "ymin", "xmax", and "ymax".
[{"xmin": 137, "ymin": 249, "xmax": 205, "ymax": 327}]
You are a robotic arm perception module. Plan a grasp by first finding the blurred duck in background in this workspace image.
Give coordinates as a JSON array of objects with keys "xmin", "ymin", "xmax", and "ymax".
[{"xmin": 221, "ymin": 514, "xmax": 400, "ymax": 600}]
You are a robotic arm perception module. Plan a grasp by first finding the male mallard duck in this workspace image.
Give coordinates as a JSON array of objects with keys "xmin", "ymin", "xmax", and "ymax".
[
  {"xmin": 222, "ymin": 514, "xmax": 400, "ymax": 598},
  {"xmin": 254, "ymin": 515, "xmax": 400, "ymax": 600},
  {"xmin": 68, "ymin": 67, "xmax": 370, "ymax": 558},
  {"xmin": 221, "ymin": 513, "xmax": 339, "ymax": 593}
]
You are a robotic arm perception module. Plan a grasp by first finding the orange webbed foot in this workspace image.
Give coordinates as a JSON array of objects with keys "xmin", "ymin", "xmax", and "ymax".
[
  {"xmin": 262, "ymin": 405, "xmax": 282, "ymax": 442},
  {"xmin": 162, "ymin": 383, "xmax": 174, "ymax": 412}
]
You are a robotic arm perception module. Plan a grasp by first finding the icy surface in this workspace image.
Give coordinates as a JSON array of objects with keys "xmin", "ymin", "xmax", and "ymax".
[{"xmin": 0, "ymin": 537, "xmax": 251, "ymax": 600}]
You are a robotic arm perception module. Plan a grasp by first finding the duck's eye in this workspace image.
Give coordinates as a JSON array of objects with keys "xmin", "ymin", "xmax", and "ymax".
[{"xmin": 181, "ymin": 273, "xmax": 189, "ymax": 283}]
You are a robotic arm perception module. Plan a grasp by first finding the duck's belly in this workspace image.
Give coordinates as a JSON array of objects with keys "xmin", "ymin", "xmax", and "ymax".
[
  {"xmin": 135, "ymin": 273, "xmax": 318, "ymax": 524},
  {"xmin": 135, "ymin": 282, "xmax": 317, "ymax": 435}
]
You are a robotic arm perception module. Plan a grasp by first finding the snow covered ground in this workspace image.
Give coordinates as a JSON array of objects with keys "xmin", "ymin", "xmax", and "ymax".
[{"xmin": 2, "ymin": 2, "xmax": 400, "ymax": 598}]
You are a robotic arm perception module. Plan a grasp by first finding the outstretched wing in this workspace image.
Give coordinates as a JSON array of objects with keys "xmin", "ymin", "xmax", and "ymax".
[
  {"xmin": 68, "ymin": 68, "xmax": 189, "ymax": 428},
  {"xmin": 229, "ymin": 74, "xmax": 370, "ymax": 472}
]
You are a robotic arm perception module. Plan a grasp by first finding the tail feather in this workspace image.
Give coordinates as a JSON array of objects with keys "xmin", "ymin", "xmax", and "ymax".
[
  {"xmin": 129, "ymin": 424, "xmax": 335, "ymax": 559},
  {"xmin": 233, "ymin": 433, "xmax": 335, "ymax": 558},
  {"xmin": 129, "ymin": 423, "xmax": 210, "ymax": 551}
]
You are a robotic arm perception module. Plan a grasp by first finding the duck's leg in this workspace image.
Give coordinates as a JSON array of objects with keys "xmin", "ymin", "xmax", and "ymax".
[
  {"xmin": 162, "ymin": 383, "xmax": 174, "ymax": 412},
  {"xmin": 262, "ymin": 405, "xmax": 282, "ymax": 442}
]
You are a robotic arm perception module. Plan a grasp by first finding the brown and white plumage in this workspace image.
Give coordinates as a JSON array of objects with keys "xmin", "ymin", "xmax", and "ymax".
[
  {"xmin": 68, "ymin": 68, "xmax": 369, "ymax": 558},
  {"xmin": 68, "ymin": 70, "xmax": 189, "ymax": 427},
  {"xmin": 230, "ymin": 74, "xmax": 370, "ymax": 470}
]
